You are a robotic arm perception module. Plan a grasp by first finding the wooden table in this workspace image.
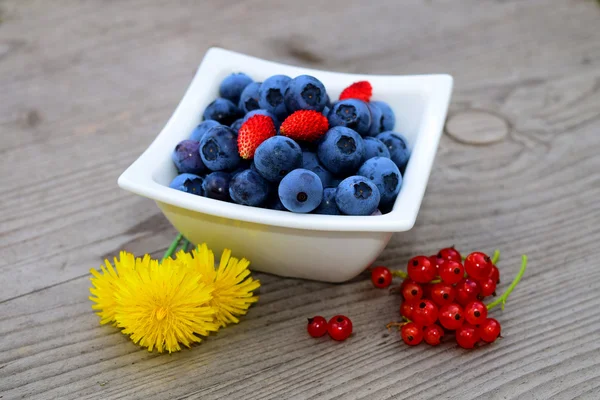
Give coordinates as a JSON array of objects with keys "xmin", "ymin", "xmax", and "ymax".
[{"xmin": 2, "ymin": 1, "xmax": 600, "ymax": 399}]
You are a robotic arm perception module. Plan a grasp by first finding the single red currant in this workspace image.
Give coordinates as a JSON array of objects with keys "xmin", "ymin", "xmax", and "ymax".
[
  {"xmin": 479, "ymin": 318, "xmax": 502, "ymax": 343},
  {"xmin": 401, "ymin": 280, "xmax": 424, "ymax": 302},
  {"xmin": 437, "ymin": 247, "xmax": 462, "ymax": 263},
  {"xmin": 412, "ymin": 300, "xmax": 439, "ymax": 327},
  {"xmin": 439, "ymin": 260, "xmax": 465, "ymax": 285},
  {"xmin": 307, "ymin": 316, "xmax": 328, "ymax": 338},
  {"xmin": 407, "ymin": 255, "xmax": 436, "ymax": 283},
  {"xmin": 489, "ymin": 264, "xmax": 500, "ymax": 284},
  {"xmin": 478, "ymin": 276, "xmax": 497, "ymax": 297},
  {"xmin": 455, "ymin": 278, "xmax": 481, "ymax": 307},
  {"xmin": 464, "ymin": 252, "xmax": 493, "ymax": 280},
  {"xmin": 423, "ymin": 324, "xmax": 444, "ymax": 346},
  {"xmin": 401, "ymin": 322, "xmax": 423, "ymax": 346},
  {"xmin": 455, "ymin": 323, "xmax": 480, "ymax": 349},
  {"xmin": 371, "ymin": 266, "xmax": 393, "ymax": 288},
  {"xmin": 464, "ymin": 301, "xmax": 488, "ymax": 325},
  {"xmin": 430, "ymin": 283, "xmax": 456, "ymax": 307},
  {"xmin": 438, "ymin": 303, "xmax": 464, "ymax": 330},
  {"xmin": 327, "ymin": 315, "xmax": 353, "ymax": 341},
  {"xmin": 400, "ymin": 301, "xmax": 415, "ymax": 320}
]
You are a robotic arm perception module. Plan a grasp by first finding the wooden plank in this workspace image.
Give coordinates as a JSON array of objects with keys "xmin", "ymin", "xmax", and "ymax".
[{"xmin": 2, "ymin": 0, "xmax": 600, "ymax": 398}]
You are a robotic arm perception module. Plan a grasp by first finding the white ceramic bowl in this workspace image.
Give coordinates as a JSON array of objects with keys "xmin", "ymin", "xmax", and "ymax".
[{"xmin": 118, "ymin": 48, "xmax": 453, "ymax": 282}]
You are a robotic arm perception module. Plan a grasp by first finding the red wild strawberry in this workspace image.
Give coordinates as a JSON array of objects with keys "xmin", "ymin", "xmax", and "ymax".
[
  {"xmin": 279, "ymin": 110, "xmax": 329, "ymax": 142},
  {"xmin": 237, "ymin": 115, "xmax": 276, "ymax": 159},
  {"xmin": 339, "ymin": 81, "xmax": 373, "ymax": 102}
]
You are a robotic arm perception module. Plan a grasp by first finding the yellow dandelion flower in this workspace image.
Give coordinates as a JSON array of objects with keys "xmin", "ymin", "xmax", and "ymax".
[
  {"xmin": 89, "ymin": 251, "xmax": 137, "ymax": 325},
  {"xmin": 175, "ymin": 243, "xmax": 260, "ymax": 328},
  {"xmin": 113, "ymin": 257, "xmax": 219, "ymax": 353}
]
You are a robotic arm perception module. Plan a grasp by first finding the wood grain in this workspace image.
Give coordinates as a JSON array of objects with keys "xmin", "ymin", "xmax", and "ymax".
[{"xmin": 2, "ymin": 0, "xmax": 600, "ymax": 399}]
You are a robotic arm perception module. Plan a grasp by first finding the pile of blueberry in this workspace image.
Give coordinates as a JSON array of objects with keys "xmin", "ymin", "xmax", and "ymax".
[{"xmin": 169, "ymin": 72, "xmax": 410, "ymax": 215}]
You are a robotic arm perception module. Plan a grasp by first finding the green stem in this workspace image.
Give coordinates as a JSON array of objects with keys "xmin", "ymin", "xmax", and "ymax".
[
  {"xmin": 487, "ymin": 255, "xmax": 528, "ymax": 311},
  {"xmin": 392, "ymin": 270, "xmax": 408, "ymax": 279},
  {"xmin": 182, "ymin": 238, "xmax": 190, "ymax": 252},
  {"xmin": 491, "ymin": 249, "xmax": 500, "ymax": 264},
  {"xmin": 161, "ymin": 233, "xmax": 183, "ymax": 262}
]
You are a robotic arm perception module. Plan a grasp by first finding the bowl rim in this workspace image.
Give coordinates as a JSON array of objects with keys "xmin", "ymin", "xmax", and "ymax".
[{"xmin": 118, "ymin": 47, "xmax": 453, "ymax": 232}]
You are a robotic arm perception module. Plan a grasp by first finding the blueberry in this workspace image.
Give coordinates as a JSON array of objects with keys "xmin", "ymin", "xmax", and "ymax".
[
  {"xmin": 284, "ymin": 75, "xmax": 327, "ymax": 113},
  {"xmin": 328, "ymin": 99, "xmax": 372, "ymax": 136},
  {"xmin": 363, "ymin": 137, "xmax": 391, "ymax": 160},
  {"xmin": 228, "ymin": 169, "xmax": 269, "ymax": 206},
  {"xmin": 169, "ymin": 173, "xmax": 204, "ymax": 196},
  {"xmin": 357, "ymin": 157, "xmax": 402, "ymax": 205},
  {"xmin": 258, "ymin": 75, "xmax": 292, "ymax": 120},
  {"xmin": 254, "ymin": 136, "xmax": 302, "ymax": 182},
  {"xmin": 325, "ymin": 93, "xmax": 332, "ymax": 109},
  {"xmin": 199, "ymin": 125, "xmax": 241, "ymax": 171},
  {"xmin": 371, "ymin": 101, "xmax": 396, "ymax": 132},
  {"xmin": 376, "ymin": 131, "xmax": 410, "ymax": 172},
  {"xmin": 278, "ymin": 169, "xmax": 323, "ymax": 213},
  {"xmin": 366, "ymin": 102, "xmax": 383, "ymax": 137},
  {"xmin": 313, "ymin": 187, "xmax": 341, "ymax": 215},
  {"xmin": 172, "ymin": 140, "xmax": 205, "ymax": 174},
  {"xmin": 202, "ymin": 171, "xmax": 232, "ymax": 202},
  {"xmin": 335, "ymin": 176, "xmax": 380, "ymax": 216},
  {"xmin": 230, "ymin": 118, "xmax": 244, "ymax": 133},
  {"xmin": 317, "ymin": 127, "xmax": 365, "ymax": 176},
  {"xmin": 219, "ymin": 73, "xmax": 253, "ymax": 104},
  {"xmin": 203, "ymin": 98, "xmax": 243, "ymax": 126},
  {"xmin": 238, "ymin": 81, "xmax": 262, "ymax": 114},
  {"xmin": 190, "ymin": 120, "xmax": 220, "ymax": 142},
  {"xmin": 302, "ymin": 151, "xmax": 334, "ymax": 187}
]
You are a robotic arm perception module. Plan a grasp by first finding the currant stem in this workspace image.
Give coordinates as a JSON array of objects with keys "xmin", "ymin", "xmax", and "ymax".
[
  {"xmin": 487, "ymin": 255, "xmax": 528, "ymax": 311},
  {"xmin": 392, "ymin": 270, "xmax": 408, "ymax": 279},
  {"xmin": 161, "ymin": 233, "xmax": 183, "ymax": 262},
  {"xmin": 491, "ymin": 249, "xmax": 500, "ymax": 264}
]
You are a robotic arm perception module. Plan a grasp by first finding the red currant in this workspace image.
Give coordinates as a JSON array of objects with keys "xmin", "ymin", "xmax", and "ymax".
[
  {"xmin": 407, "ymin": 255, "xmax": 436, "ymax": 283},
  {"xmin": 400, "ymin": 301, "xmax": 414, "ymax": 320},
  {"xmin": 464, "ymin": 252, "xmax": 493, "ymax": 280},
  {"xmin": 412, "ymin": 300, "xmax": 439, "ymax": 327},
  {"xmin": 423, "ymin": 324, "xmax": 444, "ymax": 346},
  {"xmin": 401, "ymin": 280, "xmax": 423, "ymax": 302},
  {"xmin": 455, "ymin": 323, "xmax": 480, "ymax": 349},
  {"xmin": 464, "ymin": 301, "xmax": 488, "ymax": 325},
  {"xmin": 422, "ymin": 283, "xmax": 433, "ymax": 299},
  {"xmin": 438, "ymin": 303, "xmax": 464, "ymax": 330},
  {"xmin": 307, "ymin": 316, "xmax": 328, "ymax": 338},
  {"xmin": 430, "ymin": 283, "xmax": 456, "ymax": 307},
  {"xmin": 439, "ymin": 260, "xmax": 465, "ymax": 285},
  {"xmin": 455, "ymin": 278, "xmax": 481, "ymax": 307},
  {"xmin": 371, "ymin": 266, "xmax": 393, "ymax": 288},
  {"xmin": 489, "ymin": 264, "xmax": 500, "ymax": 284},
  {"xmin": 327, "ymin": 315, "xmax": 353, "ymax": 341},
  {"xmin": 401, "ymin": 322, "xmax": 423, "ymax": 346},
  {"xmin": 437, "ymin": 247, "xmax": 462, "ymax": 263},
  {"xmin": 479, "ymin": 318, "xmax": 502, "ymax": 343},
  {"xmin": 479, "ymin": 277, "xmax": 497, "ymax": 297}
]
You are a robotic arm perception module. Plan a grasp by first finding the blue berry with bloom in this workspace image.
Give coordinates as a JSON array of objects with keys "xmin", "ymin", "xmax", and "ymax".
[
  {"xmin": 335, "ymin": 176, "xmax": 380, "ymax": 216},
  {"xmin": 219, "ymin": 73, "xmax": 253, "ymax": 104},
  {"xmin": 202, "ymin": 171, "xmax": 232, "ymax": 202},
  {"xmin": 190, "ymin": 120, "xmax": 220, "ymax": 142},
  {"xmin": 203, "ymin": 98, "xmax": 243, "ymax": 126},
  {"xmin": 376, "ymin": 131, "xmax": 411, "ymax": 172},
  {"xmin": 169, "ymin": 173, "xmax": 205, "ymax": 196},
  {"xmin": 254, "ymin": 136, "xmax": 302, "ymax": 182},
  {"xmin": 370, "ymin": 101, "xmax": 396, "ymax": 132},
  {"xmin": 366, "ymin": 102, "xmax": 383, "ymax": 136},
  {"xmin": 302, "ymin": 151, "xmax": 334, "ymax": 187},
  {"xmin": 313, "ymin": 187, "xmax": 341, "ymax": 215},
  {"xmin": 278, "ymin": 169, "xmax": 323, "ymax": 213},
  {"xmin": 199, "ymin": 125, "xmax": 241, "ymax": 171},
  {"xmin": 238, "ymin": 81, "xmax": 262, "ymax": 113},
  {"xmin": 363, "ymin": 137, "xmax": 391, "ymax": 160},
  {"xmin": 357, "ymin": 157, "xmax": 402, "ymax": 205},
  {"xmin": 258, "ymin": 75, "xmax": 292, "ymax": 120},
  {"xmin": 317, "ymin": 127, "xmax": 365, "ymax": 176},
  {"xmin": 284, "ymin": 75, "xmax": 327, "ymax": 113},
  {"xmin": 327, "ymin": 99, "xmax": 372, "ymax": 136},
  {"xmin": 172, "ymin": 140, "xmax": 205, "ymax": 174},
  {"xmin": 229, "ymin": 169, "xmax": 270, "ymax": 206}
]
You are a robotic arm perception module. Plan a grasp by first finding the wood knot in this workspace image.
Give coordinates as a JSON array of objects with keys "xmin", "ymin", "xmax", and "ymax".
[{"xmin": 445, "ymin": 109, "xmax": 510, "ymax": 145}]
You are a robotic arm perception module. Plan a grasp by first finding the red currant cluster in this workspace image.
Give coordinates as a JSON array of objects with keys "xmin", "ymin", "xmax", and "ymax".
[
  {"xmin": 307, "ymin": 315, "xmax": 353, "ymax": 341},
  {"xmin": 372, "ymin": 248, "xmax": 527, "ymax": 349}
]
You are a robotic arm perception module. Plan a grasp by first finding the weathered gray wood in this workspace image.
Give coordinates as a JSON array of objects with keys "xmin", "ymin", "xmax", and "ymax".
[{"xmin": 2, "ymin": 0, "xmax": 600, "ymax": 399}]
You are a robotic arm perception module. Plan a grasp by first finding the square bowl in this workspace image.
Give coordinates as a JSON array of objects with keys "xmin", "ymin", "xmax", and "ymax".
[{"xmin": 118, "ymin": 47, "xmax": 453, "ymax": 282}]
